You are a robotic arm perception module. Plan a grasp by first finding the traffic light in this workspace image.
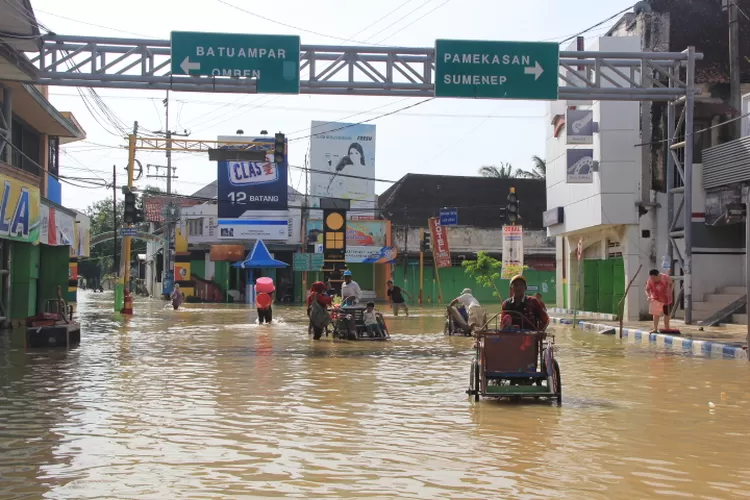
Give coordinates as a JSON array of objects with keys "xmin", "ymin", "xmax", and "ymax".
[
  {"xmin": 420, "ymin": 231, "xmax": 431, "ymax": 252},
  {"xmin": 123, "ymin": 190, "xmax": 144, "ymax": 224},
  {"xmin": 274, "ymin": 132, "xmax": 285, "ymax": 164},
  {"xmin": 505, "ymin": 187, "xmax": 519, "ymax": 224}
]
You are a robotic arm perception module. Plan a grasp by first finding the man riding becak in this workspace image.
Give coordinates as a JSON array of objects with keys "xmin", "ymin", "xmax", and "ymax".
[
  {"xmin": 449, "ymin": 288, "xmax": 488, "ymax": 332},
  {"xmin": 501, "ymin": 275, "xmax": 549, "ymax": 331},
  {"xmin": 340, "ymin": 270, "xmax": 362, "ymax": 306}
]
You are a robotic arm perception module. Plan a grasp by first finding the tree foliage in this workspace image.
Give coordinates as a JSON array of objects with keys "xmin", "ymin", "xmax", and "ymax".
[
  {"xmin": 79, "ymin": 185, "xmax": 162, "ymax": 280},
  {"xmin": 515, "ymin": 155, "xmax": 546, "ymax": 180},
  {"xmin": 461, "ymin": 251, "xmax": 504, "ymax": 301}
]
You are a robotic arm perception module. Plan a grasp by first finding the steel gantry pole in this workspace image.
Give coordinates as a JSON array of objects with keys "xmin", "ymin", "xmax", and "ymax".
[{"xmin": 682, "ymin": 47, "xmax": 697, "ymax": 324}]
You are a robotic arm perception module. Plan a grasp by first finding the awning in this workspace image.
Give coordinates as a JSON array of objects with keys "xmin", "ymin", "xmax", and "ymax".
[{"xmin": 0, "ymin": 81, "xmax": 84, "ymax": 139}]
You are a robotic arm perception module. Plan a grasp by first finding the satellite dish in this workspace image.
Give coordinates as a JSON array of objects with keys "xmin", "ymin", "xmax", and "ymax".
[{"xmin": 634, "ymin": 1, "xmax": 652, "ymax": 14}]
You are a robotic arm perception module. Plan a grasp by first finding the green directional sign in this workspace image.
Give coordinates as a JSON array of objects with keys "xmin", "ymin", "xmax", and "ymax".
[
  {"xmin": 293, "ymin": 253, "xmax": 324, "ymax": 272},
  {"xmin": 434, "ymin": 39, "xmax": 559, "ymax": 100},
  {"xmin": 170, "ymin": 31, "xmax": 301, "ymax": 94}
]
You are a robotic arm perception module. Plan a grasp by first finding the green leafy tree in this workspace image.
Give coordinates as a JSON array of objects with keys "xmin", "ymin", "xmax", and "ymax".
[
  {"xmin": 80, "ymin": 185, "xmax": 161, "ymax": 280},
  {"xmin": 462, "ymin": 251, "xmax": 504, "ymax": 301}
]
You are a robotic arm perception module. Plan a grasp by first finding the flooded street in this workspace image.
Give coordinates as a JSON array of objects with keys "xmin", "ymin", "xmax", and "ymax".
[{"xmin": 2, "ymin": 292, "xmax": 750, "ymax": 499}]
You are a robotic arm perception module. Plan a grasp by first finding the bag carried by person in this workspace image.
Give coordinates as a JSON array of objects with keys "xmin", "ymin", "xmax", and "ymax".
[{"xmin": 309, "ymin": 293, "xmax": 331, "ymax": 329}]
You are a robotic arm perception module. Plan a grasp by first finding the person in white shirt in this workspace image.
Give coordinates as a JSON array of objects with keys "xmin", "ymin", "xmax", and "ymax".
[
  {"xmin": 449, "ymin": 288, "xmax": 487, "ymax": 332},
  {"xmin": 340, "ymin": 270, "xmax": 362, "ymax": 305}
]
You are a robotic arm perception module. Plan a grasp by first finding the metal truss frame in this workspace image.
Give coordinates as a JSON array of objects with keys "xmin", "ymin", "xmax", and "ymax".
[
  {"xmin": 23, "ymin": 35, "xmax": 702, "ymax": 322},
  {"xmin": 30, "ymin": 35, "xmax": 695, "ymax": 100}
]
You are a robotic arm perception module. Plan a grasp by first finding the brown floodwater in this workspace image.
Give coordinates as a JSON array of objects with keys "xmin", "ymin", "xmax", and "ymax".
[{"xmin": 1, "ymin": 292, "xmax": 749, "ymax": 499}]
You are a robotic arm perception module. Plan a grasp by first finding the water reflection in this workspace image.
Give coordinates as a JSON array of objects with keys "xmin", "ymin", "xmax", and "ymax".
[{"xmin": 0, "ymin": 292, "xmax": 748, "ymax": 499}]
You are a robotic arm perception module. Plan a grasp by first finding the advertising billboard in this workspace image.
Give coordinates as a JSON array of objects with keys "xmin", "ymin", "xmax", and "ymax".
[
  {"xmin": 305, "ymin": 219, "xmax": 387, "ymax": 247},
  {"xmin": 216, "ymin": 136, "xmax": 289, "ymax": 218},
  {"xmin": 309, "ymin": 121, "xmax": 376, "ymax": 212}
]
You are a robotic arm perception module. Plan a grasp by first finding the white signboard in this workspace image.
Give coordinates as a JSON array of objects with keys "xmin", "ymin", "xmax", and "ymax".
[
  {"xmin": 217, "ymin": 219, "xmax": 288, "ymax": 240},
  {"xmin": 501, "ymin": 225, "xmax": 524, "ymax": 280},
  {"xmin": 309, "ymin": 120, "xmax": 376, "ymax": 214}
]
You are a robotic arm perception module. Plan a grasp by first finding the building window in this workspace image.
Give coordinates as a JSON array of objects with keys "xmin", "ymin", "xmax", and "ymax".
[
  {"xmin": 10, "ymin": 118, "xmax": 41, "ymax": 175},
  {"xmin": 48, "ymin": 136, "xmax": 60, "ymax": 177},
  {"xmin": 187, "ymin": 218, "xmax": 203, "ymax": 236}
]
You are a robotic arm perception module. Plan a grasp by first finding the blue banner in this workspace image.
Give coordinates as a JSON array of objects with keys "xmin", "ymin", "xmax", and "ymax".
[{"xmin": 217, "ymin": 137, "xmax": 288, "ymax": 218}]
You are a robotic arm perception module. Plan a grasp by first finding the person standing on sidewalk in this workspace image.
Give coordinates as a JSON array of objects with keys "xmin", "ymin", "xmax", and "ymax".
[{"xmin": 646, "ymin": 269, "xmax": 674, "ymax": 333}]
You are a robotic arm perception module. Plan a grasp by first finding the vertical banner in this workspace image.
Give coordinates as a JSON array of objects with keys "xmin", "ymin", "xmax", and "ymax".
[
  {"xmin": 501, "ymin": 225, "xmax": 524, "ymax": 279},
  {"xmin": 309, "ymin": 121, "xmax": 376, "ymax": 214},
  {"xmin": 428, "ymin": 217, "xmax": 452, "ymax": 268}
]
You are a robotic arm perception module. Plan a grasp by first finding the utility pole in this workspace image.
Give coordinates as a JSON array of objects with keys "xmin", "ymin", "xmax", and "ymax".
[
  {"xmin": 113, "ymin": 164, "xmax": 118, "ymax": 282},
  {"xmin": 728, "ymin": 0, "xmax": 742, "ymax": 139},
  {"xmin": 150, "ymin": 90, "xmax": 189, "ymax": 298}
]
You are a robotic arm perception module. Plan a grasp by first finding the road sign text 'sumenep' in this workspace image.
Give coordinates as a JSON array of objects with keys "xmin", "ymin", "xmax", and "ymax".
[{"xmin": 434, "ymin": 39, "xmax": 559, "ymax": 100}]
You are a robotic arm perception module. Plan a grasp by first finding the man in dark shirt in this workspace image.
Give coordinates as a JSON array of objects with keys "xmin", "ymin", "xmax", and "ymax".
[
  {"xmin": 386, "ymin": 280, "xmax": 411, "ymax": 317},
  {"xmin": 501, "ymin": 275, "xmax": 549, "ymax": 331}
]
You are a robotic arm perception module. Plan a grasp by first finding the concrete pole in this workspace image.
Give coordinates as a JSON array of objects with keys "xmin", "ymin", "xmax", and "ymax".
[
  {"xmin": 745, "ymin": 186, "xmax": 750, "ymax": 354},
  {"xmin": 729, "ymin": 0, "xmax": 742, "ymax": 139}
]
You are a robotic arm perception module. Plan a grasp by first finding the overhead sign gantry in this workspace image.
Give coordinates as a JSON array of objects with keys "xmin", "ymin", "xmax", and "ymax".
[{"xmin": 20, "ymin": 32, "xmax": 703, "ymax": 323}]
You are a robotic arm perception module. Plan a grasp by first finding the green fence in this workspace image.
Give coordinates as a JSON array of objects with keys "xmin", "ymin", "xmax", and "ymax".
[{"xmin": 392, "ymin": 263, "xmax": 556, "ymax": 306}]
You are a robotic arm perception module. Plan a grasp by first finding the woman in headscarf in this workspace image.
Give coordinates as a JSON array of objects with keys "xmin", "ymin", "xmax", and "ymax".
[
  {"xmin": 307, "ymin": 281, "xmax": 332, "ymax": 339},
  {"xmin": 171, "ymin": 283, "xmax": 184, "ymax": 310}
]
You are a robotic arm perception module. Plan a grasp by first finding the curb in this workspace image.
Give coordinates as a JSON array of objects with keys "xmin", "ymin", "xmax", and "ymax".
[{"xmin": 549, "ymin": 317, "xmax": 748, "ymax": 360}]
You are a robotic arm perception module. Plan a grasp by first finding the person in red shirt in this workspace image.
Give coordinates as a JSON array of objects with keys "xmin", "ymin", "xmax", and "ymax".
[
  {"xmin": 646, "ymin": 269, "xmax": 674, "ymax": 332},
  {"xmin": 307, "ymin": 281, "xmax": 333, "ymax": 339},
  {"xmin": 500, "ymin": 275, "xmax": 549, "ymax": 331}
]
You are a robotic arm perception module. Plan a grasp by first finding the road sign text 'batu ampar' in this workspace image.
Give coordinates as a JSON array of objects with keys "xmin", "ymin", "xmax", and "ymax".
[
  {"xmin": 434, "ymin": 39, "xmax": 559, "ymax": 100},
  {"xmin": 170, "ymin": 31, "xmax": 301, "ymax": 94}
]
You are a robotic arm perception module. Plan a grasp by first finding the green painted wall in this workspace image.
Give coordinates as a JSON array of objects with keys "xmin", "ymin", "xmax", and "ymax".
[
  {"xmin": 191, "ymin": 259, "xmax": 206, "ymax": 281},
  {"xmin": 347, "ymin": 263, "xmax": 374, "ymax": 290},
  {"xmin": 214, "ymin": 261, "xmax": 230, "ymax": 300},
  {"xmin": 38, "ymin": 245, "xmax": 70, "ymax": 314},
  {"xmin": 392, "ymin": 263, "xmax": 556, "ymax": 306},
  {"xmin": 582, "ymin": 257, "xmax": 625, "ymax": 314},
  {"xmin": 10, "ymin": 242, "xmax": 40, "ymax": 319}
]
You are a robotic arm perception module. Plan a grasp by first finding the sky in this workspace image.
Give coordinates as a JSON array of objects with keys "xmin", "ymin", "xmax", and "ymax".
[{"xmin": 29, "ymin": 0, "xmax": 636, "ymax": 213}]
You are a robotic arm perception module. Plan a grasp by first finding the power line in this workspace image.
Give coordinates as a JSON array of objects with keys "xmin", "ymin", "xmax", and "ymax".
[
  {"xmin": 558, "ymin": 4, "xmax": 635, "ymax": 45},
  {"xmin": 214, "ymin": 0, "xmax": 390, "ymax": 46},
  {"xmin": 372, "ymin": 0, "xmax": 453, "ymax": 45},
  {"xmin": 288, "ymin": 98, "xmax": 435, "ymax": 142}
]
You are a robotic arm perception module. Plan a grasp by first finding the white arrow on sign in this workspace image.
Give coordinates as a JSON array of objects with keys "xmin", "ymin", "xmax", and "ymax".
[
  {"xmin": 180, "ymin": 56, "xmax": 201, "ymax": 74},
  {"xmin": 524, "ymin": 61, "xmax": 544, "ymax": 80}
]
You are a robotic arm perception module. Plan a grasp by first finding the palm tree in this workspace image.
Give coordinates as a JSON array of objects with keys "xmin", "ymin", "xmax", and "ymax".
[
  {"xmin": 478, "ymin": 163, "xmax": 515, "ymax": 178},
  {"xmin": 515, "ymin": 155, "xmax": 546, "ymax": 180}
]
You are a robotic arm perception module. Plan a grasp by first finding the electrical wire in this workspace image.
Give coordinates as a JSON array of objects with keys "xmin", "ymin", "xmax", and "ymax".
[
  {"xmin": 558, "ymin": 4, "xmax": 636, "ymax": 45},
  {"xmin": 371, "ymin": 0, "xmax": 453, "ymax": 45},
  {"xmin": 288, "ymin": 98, "xmax": 435, "ymax": 142}
]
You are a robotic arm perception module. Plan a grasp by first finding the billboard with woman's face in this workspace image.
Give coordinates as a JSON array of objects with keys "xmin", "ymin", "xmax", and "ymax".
[{"xmin": 309, "ymin": 121, "xmax": 376, "ymax": 214}]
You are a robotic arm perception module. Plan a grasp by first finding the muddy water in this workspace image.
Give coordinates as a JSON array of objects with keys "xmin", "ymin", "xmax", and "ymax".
[{"xmin": 1, "ymin": 292, "xmax": 749, "ymax": 499}]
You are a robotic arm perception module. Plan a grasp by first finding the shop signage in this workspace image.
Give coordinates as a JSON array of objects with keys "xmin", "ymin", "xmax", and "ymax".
[
  {"xmin": 428, "ymin": 217, "xmax": 452, "ymax": 268},
  {"xmin": 0, "ymin": 174, "xmax": 40, "ymax": 244},
  {"xmin": 542, "ymin": 207, "xmax": 564, "ymax": 227}
]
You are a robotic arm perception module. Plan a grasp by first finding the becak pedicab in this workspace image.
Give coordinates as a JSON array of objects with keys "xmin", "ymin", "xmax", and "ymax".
[
  {"xmin": 466, "ymin": 275, "xmax": 561, "ymax": 405},
  {"xmin": 444, "ymin": 304, "xmax": 472, "ymax": 336},
  {"xmin": 330, "ymin": 296, "xmax": 390, "ymax": 341}
]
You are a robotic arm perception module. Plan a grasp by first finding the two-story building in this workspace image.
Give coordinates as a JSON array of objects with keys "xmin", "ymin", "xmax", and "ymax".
[
  {"xmin": 546, "ymin": 1, "xmax": 750, "ymax": 323},
  {"xmin": 1, "ymin": 1, "xmax": 89, "ymax": 328},
  {"xmin": 379, "ymin": 174, "xmax": 556, "ymax": 305}
]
